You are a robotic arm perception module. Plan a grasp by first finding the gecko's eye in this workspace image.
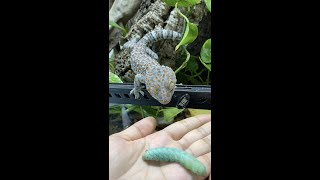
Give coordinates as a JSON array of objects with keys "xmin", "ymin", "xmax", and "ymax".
[{"xmin": 169, "ymin": 82, "xmax": 175, "ymax": 91}]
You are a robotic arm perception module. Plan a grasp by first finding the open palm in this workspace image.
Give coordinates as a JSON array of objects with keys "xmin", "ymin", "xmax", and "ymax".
[{"xmin": 109, "ymin": 114, "xmax": 211, "ymax": 180}]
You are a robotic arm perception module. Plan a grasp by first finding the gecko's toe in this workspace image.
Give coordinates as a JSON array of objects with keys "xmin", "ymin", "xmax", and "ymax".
[
  {"xmin": 130, "ymin": 89, "xmax": 140, "ymax": 99},
  {"xmin": 135, "ymin": 92, "xmax": 141, "ymax": 99},
  {"xmin": 130, "ymin": 89, "xmax": 137, "ymax": 99},
  {"xmin": 130, "ymin": 88, "xmax": 145, "ymax": 99},
  {"xmin": 129, "ymin": 89, "xmax": 134, "ymax": 95},
  {"xmin": 139, "ymin": 90, "xmax": 144, "ymax": 96}
]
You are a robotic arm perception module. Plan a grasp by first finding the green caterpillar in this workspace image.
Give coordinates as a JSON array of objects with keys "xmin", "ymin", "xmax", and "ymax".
[{"xmin": 142, "ymin": 147, "xmax": 207, "ymax": 177}]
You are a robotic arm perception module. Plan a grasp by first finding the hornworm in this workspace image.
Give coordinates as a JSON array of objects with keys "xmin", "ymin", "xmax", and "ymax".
[{"xmin": 142, "ymin": 147, "xmax": 207, "ymax": 177}]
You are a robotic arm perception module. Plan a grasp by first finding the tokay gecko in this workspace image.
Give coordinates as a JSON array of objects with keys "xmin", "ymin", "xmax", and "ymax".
[{"xmin": 123, "ymin": 30, "xmax": 182, "ymax": 104}]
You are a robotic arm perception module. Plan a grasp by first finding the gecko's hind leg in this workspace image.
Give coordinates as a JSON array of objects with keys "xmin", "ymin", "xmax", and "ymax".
[
  {"xmin": 130, "ymin": 74, "xmax": 145, "ymax": 99},
  {"xmin": 145, "ymin": 47, "xmax": 159, "ymax": 61}
]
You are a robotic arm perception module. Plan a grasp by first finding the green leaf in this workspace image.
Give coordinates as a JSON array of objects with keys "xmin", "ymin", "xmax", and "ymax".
[
  {"xmin": 109, "ymin": 19, "xmax": 127, "ymax": 34},
  {"xmin": 163, "ymin": 0, "xmax": 201, "ymax": 7},
  {"xmin": 176, "ymin": 73, "xmax": 189, "ymax": 84},
  {"xmin": 109, "ymin": 49, "xmax": 115, "ymax": 72},
  {"xmin": 125, "ymin": 104, "xmax": 140, "ymax": 113},
  {"xmin": 124, "ymin": 23, "xmax": 130, "ymax": 33},
  {"xmin": 176, "ymin": 22, "xmax": 198, "ymax": 50},
  {"xmin": 140, "ymin": 106, "xmax": 159, "ymax": 117},
  {"xmin": 199, "ymin": 57, "xmax": 211, "ymax": 71},
  {"xmin": 126, "ymin": 105, "xmax": 145, "ymax": 117},
  {"xmin": 200, "ymin": 38, "xmax": 211, "ymax": 63},
  {"xmin": 189, "ymin": 76, "xmax": 203, "ymax": 85},
  {"xmin": 175, "ymin": 47, "xmax": 190, "ymax": 74},
  {"xmin": 109, "ymin": 62, "xmax": 115, "ymax": 73},
  {"xmin": 160, "ymin": 107, "xmax": 185, "ymax": 123},
  {"xmin": 109, "ymin": 104, "xmax": 122, "ymax": 114},
  {"xmin": 126, "ymin": 105, "xmax": 160, "ymax": 118},
  {"xmin": 188, "ymin": 108, "xmax": 211, "ymax": 116},
  {"xmin": 109, "ymin": 71, "xmax": 123, "ymax": 83},
  {"xmin": 204, "ymin": 0, "xmax": 211, "ymax": 12},
  {"xmin": 186, "ymin": 56, "xmax": 199, "ymax": 73}
]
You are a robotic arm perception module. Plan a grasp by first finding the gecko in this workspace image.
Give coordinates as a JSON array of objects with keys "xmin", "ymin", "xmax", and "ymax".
[{"xmin": 123, "ymin": 30, "xmax": 182, "ymax": 105}]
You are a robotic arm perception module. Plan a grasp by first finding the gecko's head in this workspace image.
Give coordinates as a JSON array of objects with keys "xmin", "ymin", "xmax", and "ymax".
[{"xmin": 145, "ymin": 66, "xmax": 176, "ymax": 105}]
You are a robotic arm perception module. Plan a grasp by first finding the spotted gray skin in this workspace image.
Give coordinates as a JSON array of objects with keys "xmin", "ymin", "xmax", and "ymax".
[{"xmin": 123, "ymin": 30, "xmax": 182, "ymax": 105}]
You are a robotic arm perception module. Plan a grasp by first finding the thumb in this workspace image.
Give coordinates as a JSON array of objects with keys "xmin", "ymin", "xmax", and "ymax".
[{"xmin": 117, "ymin": 116, "xmax": 157, "ymax": 141}]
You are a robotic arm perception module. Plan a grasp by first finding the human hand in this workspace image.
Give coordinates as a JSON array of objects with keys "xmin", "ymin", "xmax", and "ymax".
[{"xmin": 109, "ymin": 114, "xmax": 211, "ymax": 180}]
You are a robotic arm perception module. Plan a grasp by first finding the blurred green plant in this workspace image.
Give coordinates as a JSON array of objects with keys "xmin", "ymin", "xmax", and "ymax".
[
  {"xmin": 176, "ymin": 54, "xmax": 209, "ymax": 85},
  {"xmin": 126, "ymin": 105, "xmax": 185, "ymax": 123},
  {"xmin": 109, "ymin": 104, "xmax": 122, "ymax": 114},
  {"xmin": 171, "ymin": 0, "xmax": 212, "ymax": 85},
  {"xmin": 200, "ymin": 38, "xmax": 211, "ymax": 71},
  {"xmin": 204, "ymin": 0, "xmax": 211, "ymax": 12},
  {"xmin": 163, "ymin": 0, "xmax": 201, "ymax": 7},
  {"xmin": 160, "ymin": 107, "xmax": 185, "ymax": 123},
  {"xmin": 173, "ymin": 1, "xmax": 199, "ymax": 76},
  {"xmin": 109, "ymin": 49, "xmax": 116, "ymax": 73},
  {"xmin": 109, "ymin": 51, "xmax": 122, "ymax": 83},
  {"xmin": 109, "ymin": 19, "xmax": 128, "ymax": 37},
  {"xmin": 175, "ymin": 2, "xmax": 198, "ymax": 51},
  {"xmin": 175, "ymin": 19, "xmax": 198, "ymax": 51},
  {"xmin": 109, "ymin": 71, "xmax": 123, "ymax": 83},
  {"xmin": 200, "ymin": 38, "xmax": 211, "ymax": 85}
]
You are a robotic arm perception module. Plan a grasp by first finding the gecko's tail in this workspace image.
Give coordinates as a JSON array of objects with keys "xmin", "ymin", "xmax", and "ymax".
[{"xmin": 141, "ymin": 30, "xmax": 182, "ymax": 44}]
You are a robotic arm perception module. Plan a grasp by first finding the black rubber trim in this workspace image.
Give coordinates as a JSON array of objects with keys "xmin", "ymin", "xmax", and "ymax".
[{"xmin": 109, "ymin": 83, "xmax": 212, "ymax": 110}]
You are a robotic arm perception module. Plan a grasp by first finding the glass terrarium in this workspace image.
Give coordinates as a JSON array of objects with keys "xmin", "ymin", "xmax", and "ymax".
[{"xmin": 109, "ymin": 0, "xmax": 212, "ymax": 135}]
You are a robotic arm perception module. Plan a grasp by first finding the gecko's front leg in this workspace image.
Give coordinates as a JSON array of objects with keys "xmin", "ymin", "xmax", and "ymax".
[
  {"xmin": 130, "ymin": 74, "xmax": 145, "ymax": 99},
  {"xmin": 123, "ymin": 37, "xmax": 139, "ymax": 51}
]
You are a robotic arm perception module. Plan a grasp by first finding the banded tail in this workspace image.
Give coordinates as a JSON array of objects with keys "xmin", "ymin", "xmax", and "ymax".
[{"xmin": 140, "ymin": 30, "xmax": 182, "ymax": 44}]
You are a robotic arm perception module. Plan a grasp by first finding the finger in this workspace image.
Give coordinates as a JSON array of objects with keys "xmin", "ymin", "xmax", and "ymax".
[
  {"xmin": 185, "ymin": 134, "xmax": 211, "ymax": 157},
  {"xmin": 198, "ymin": 152, "xmax": 211, "ymax": 177},
  {"xmin": 117, "ymin": 116, "xmax": 157, "ymax": 141},
  {"xmin": 164, "ymin": 114, "xmax": 211, "ymax": 140},
  {"xmin": 178, "ymin": 121, "xmax": 211, "ymax": 149}
]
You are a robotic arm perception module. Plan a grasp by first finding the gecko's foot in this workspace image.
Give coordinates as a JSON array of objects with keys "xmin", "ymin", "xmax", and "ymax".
[{"xmin": 130, "ymin": 88, "xmax": 144, "ymax": 99}]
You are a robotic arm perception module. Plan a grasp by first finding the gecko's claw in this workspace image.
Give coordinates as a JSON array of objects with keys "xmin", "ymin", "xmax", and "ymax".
[
  {"xmin": 130, "ymin": 89, "xmax": 139, "ymax": 99},
  {"xmin": 139, "ymin": 90, "xmax": 144, "ymax": 96},
  {"xmin": 130, "ymin": 88, "xmax": 144, "ymax": 99}
]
